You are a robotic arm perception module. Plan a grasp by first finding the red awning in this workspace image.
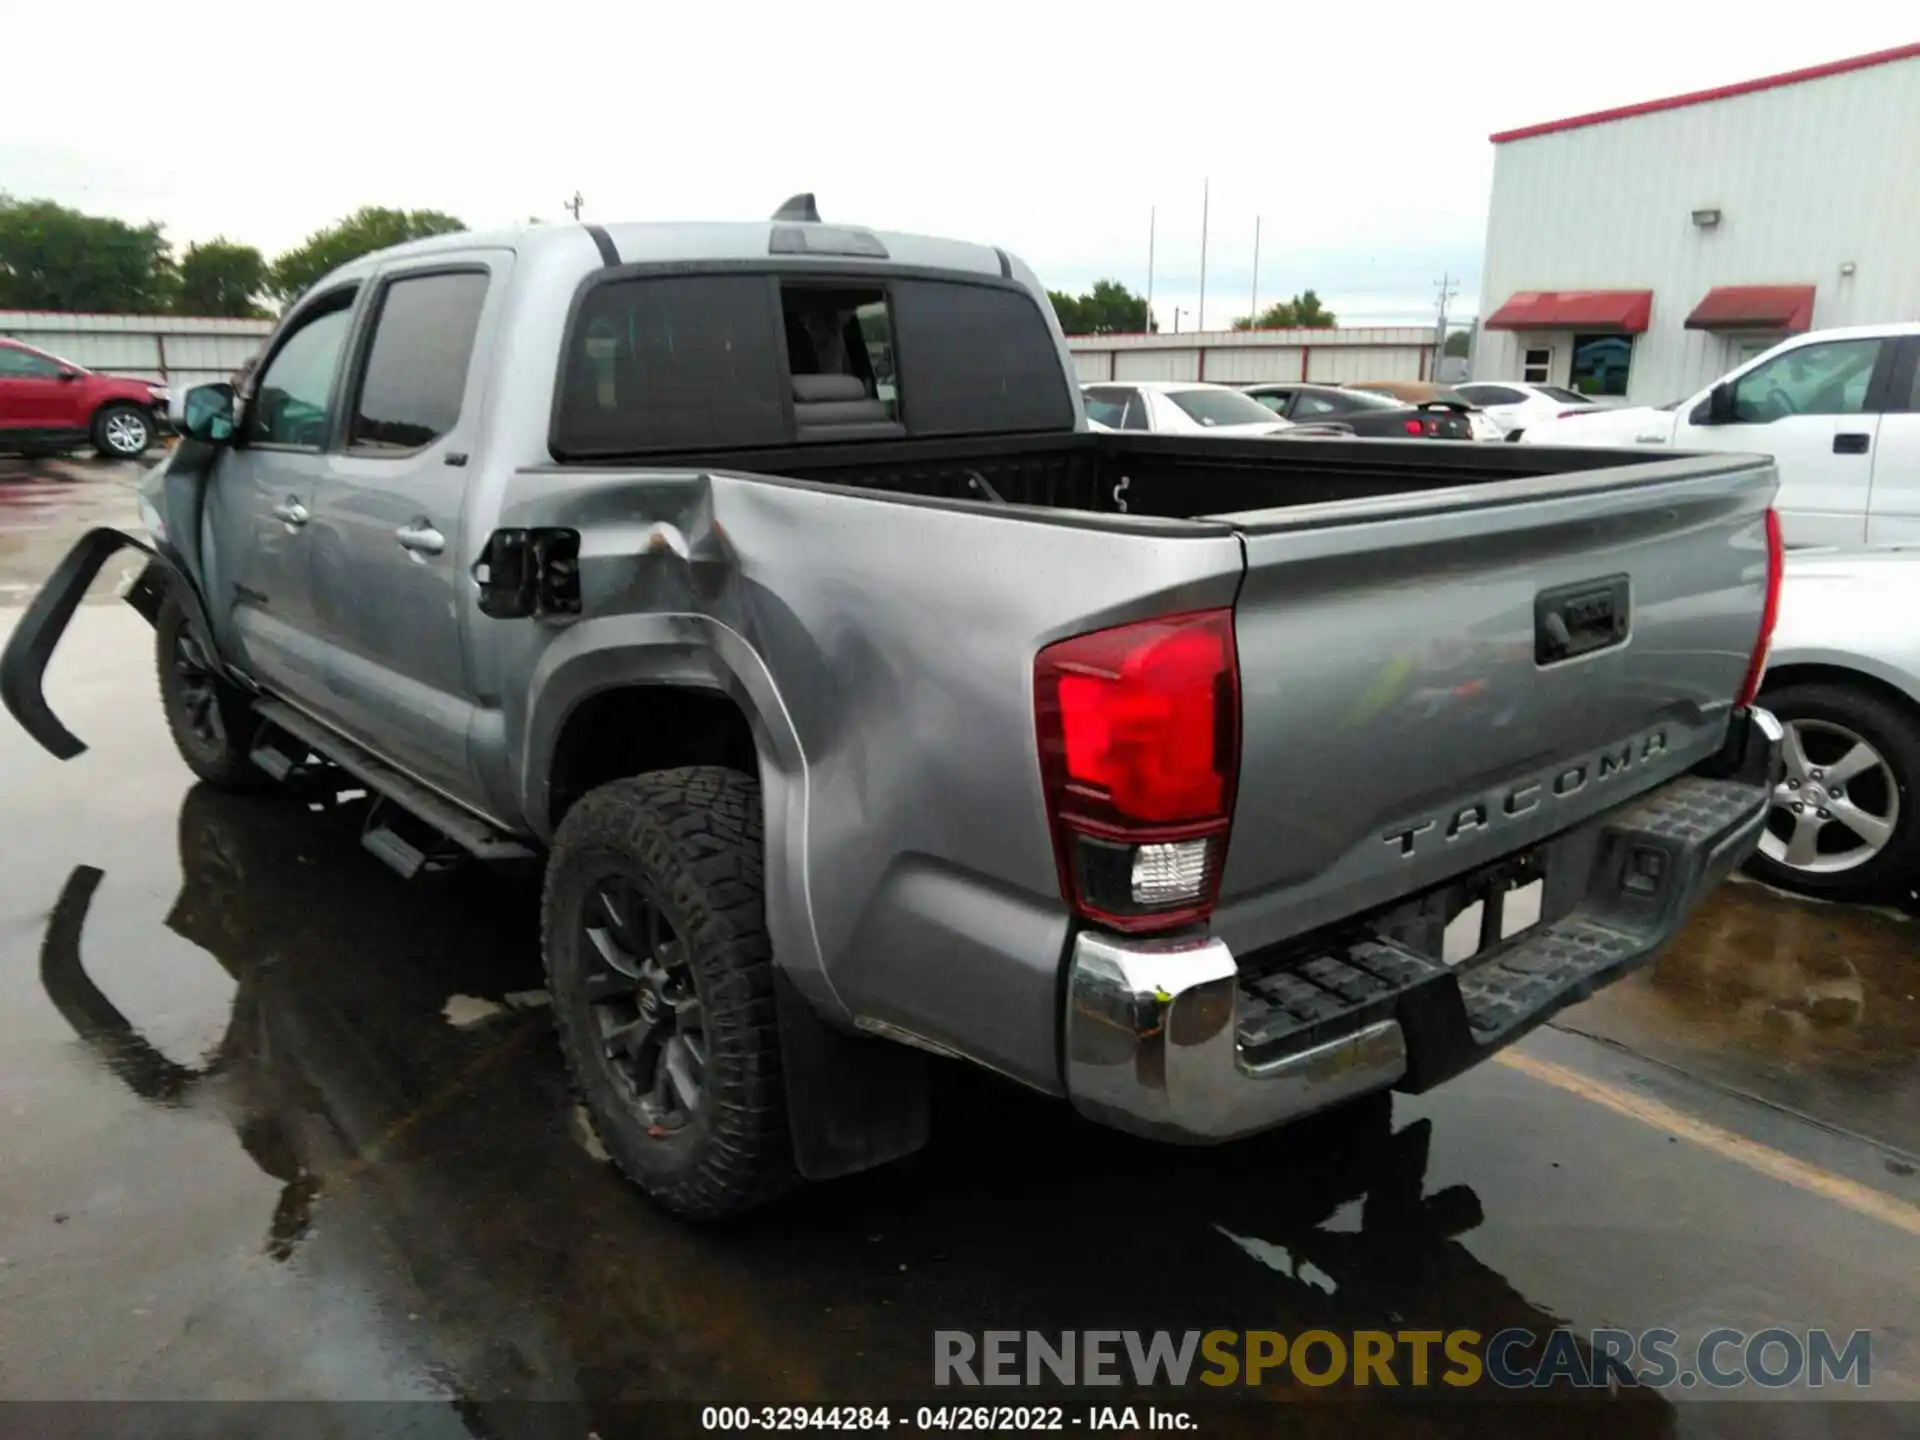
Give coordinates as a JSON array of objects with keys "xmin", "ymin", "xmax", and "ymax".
[
  {"xmin": 1685, "ymin": 285, "xmax": 1815, "ymax": 333},
  {"xmin": 1483, "ymin": 290, "xmax": 1653, "ymax": 333}
]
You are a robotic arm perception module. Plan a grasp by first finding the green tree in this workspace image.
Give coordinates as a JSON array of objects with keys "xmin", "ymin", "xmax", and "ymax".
[
  {"xmin": 175, "ymin": 239, "xmax": 269, "ymax": 317},
  {"xmin": 1443, "ymin": 329, "xmax": 1471, "ymax": 357},
  {"xmin": 0, "ymin": 194, "xmax": 176, "ymax": 312},
  {"xmin": 1231, "ymin": 289, "xmax": 1338, "ymax": 331},
  {"xmin": 1047, "ymin": 279, "xmax": 1152, "ymax": 335},
  {"xmin": 268, "ymin": 206, "xmax": 467, "ymax": 302}
]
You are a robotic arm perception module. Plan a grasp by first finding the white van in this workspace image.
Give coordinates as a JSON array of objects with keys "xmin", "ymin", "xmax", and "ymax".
[{"xmin": 1517, "ymin": 323, "xmax": 1920, "ymax": 548}]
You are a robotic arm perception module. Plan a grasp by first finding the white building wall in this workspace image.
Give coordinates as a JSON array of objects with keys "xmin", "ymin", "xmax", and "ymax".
[
  {"xmin": 1196, "ymin": 346, "xmax": 1305, "ymax": 383},
  {"xmin": 1477, "ymin": 51, "xmax": 1920, "ymax": 406},
  {"xmin": 1068, "ymin": 327, "xmax": 1436, "ymax": 387}
]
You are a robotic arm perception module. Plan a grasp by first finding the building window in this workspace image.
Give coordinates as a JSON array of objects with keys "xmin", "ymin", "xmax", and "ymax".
[
  {"xmin": 1522, "ymin": 346, "xmax": 1552, "ymax": 384},
  {"xmin": 1569, "ymin": 334, "xmax": 1632, "ymax": 398}
]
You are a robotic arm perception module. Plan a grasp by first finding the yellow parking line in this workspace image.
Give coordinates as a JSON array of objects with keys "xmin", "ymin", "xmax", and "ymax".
[{"xmin": 1495, "ymin": 1049, "xmax": 1920, "ymax": 1240}]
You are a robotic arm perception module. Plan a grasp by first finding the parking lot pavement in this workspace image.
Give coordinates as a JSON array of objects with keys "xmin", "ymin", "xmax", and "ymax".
[
  {"xmin": 1, "ymin": 504, "xmax": 1917, "ymax": 1436},
  {"xmin": 0, "ymin": 453, "xmax": 146, "ymax": 601}
]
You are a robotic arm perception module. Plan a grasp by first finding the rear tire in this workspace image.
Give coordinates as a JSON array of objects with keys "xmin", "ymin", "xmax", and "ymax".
[
  {"xmin": 92, "ymin": 403, "xmax": 153, "ymax": 459},
  {"xmin": 542, "ymin": 766, "xmax": 795, "ymax": 1219},
  {"xmin": 156, "ymin": 593, "xmax": 268, "ymax": 790},
  {"xmin": 1746, "ymin": 680, "xmax": 1920, "ymax": 903}
]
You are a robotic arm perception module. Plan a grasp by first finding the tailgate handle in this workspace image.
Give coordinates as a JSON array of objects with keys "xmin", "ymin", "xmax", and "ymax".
[{"xmin": 1536, "ymin": 574, "xmax": 1630, "ymax": 665}]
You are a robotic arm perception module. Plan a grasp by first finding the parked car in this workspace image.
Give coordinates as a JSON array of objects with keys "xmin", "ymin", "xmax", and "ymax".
[
  {"xmin": 1451, "ymin": 381, "xmax": 1603, "ymax": 438},
  {"xmin": 1242, "ymin": 382, "xmax": 1475, "ymax": 440},
  {"xmin": 1748, "ymin": 545, "xmax": 1920, "ymax": 902},
  {"xmin": 1342, "ymin": 380, "xmax": 1504, "ymax": 442},
  {"xmin": 1515, "ymin": 323, "xmax": 1920, "ymax": 549},
  {"xmin": 1081, "ymin": 380, "xmax": 1295, "ymax": 437},
  {"xmin": 0, "ymin": 337, "xmax": 168, "ymax": 459},
  {"xmin": 5, "ymin": 203, "xmax": 1782, "ymax": 1221}
]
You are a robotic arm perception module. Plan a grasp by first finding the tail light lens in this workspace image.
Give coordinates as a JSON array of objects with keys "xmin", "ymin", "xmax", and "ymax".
[
  {"xmin": 1404, "ymin": 418, "xmax": 1424, "ymax": 436},
  {"xmin": 1556, "ymin": 408, "xmax": 1586, "ymax": 419},
  {"xmin": 1034, "ymin": 609, "xmax": 1239, "ymax": 932},
  {"xmin": 1736, "ymin": 508, "xmax": 1784, "ymax": 707}
]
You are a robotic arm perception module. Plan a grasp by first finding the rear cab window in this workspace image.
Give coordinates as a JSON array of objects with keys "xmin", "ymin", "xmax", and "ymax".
[{"xmin": 551, "ymin": 268, "xmax": 1074, "ymax": 458}]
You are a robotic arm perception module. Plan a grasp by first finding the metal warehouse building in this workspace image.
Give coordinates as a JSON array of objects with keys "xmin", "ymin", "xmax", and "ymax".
[
  {"xmin": 1068, "ymin": 327, "xmax": 1439, "ymax": 386},
  {"xmin": 0, "ymin": 311, "xmax": 272, "ymax": 393},
  {"xmin": 1473, "ymin": 42, "xmax": 1920, "ymax": 406}
]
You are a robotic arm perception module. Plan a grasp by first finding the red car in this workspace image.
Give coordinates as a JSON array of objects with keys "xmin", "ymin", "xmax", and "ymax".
[{"xmin": 0, "ymin": 337, "xmax": 168, "ymax": 460}]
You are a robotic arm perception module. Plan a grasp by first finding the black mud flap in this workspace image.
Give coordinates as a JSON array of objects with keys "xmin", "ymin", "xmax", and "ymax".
[
  {"xmin": 774, "ymin": 970, "xmax": 930, "ymax": 1181},
  {"xmin": 0, "ymin": 527, "xmax": 212, "ymax": 761}
]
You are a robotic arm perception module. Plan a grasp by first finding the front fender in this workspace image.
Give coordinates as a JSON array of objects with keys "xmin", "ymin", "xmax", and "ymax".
[{"xmin": 0, "ymin": 530, "xmax": 215, "ymax": 760}]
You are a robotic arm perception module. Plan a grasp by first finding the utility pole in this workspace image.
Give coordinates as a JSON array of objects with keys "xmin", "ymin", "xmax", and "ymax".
[
  {"xmin": 1249, "ymin": 216, "xmax": 1261, "ymax": 329},
  {"xmin": 1146, "ymin": 206, "xmax": 1156, "ymax": 333},
  {"xmin": 564, "ymin": 190, "xmax": 585, "ymax": 221},
  {"xmin": 1433, "ymin": 272, "xmax": 1458, "ymax": 378},
  {"xmin": 1196, "ymin": 179, "xmax": 1210, "ymax": 333}
]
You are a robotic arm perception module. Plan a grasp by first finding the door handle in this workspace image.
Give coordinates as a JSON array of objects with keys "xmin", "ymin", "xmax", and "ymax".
[
  {"xmin": 396, "ymin": 520, "xmax": 446, "ymax": 557},
  {"xmin": 271, "ymin": 497, "xmax": 310, "ymax": 528},
  {"xmin": 1834, "ymin": 432, "xmax": 1871, "ymax": 455}
]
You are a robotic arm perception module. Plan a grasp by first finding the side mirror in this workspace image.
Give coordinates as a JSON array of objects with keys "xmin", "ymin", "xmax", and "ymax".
[
  {"xmin": 56, "ymin": 368, "xmax": 80, "ymax": 382},
  {"xmin": 181, "ymin": 383, "xmax": 237, "ymax": 445},
  {"xmin": 1705, "ymin": 381, "xmax": 1737, "ymax": 426}
]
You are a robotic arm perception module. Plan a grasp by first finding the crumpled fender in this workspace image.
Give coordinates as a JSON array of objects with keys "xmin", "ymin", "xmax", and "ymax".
[{"xmin": 0, "ymin": 528, "xmax": 215, "ymax": 761}]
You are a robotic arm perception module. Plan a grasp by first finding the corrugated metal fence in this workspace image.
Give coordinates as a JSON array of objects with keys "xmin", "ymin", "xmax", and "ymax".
[
  {"xmin": 0, "ymin": 311, "xmax": 275, "ymax": 393},
  {"xmin": 1067, "ymin": 326, "xmax": 1440, "ymax": 386}
]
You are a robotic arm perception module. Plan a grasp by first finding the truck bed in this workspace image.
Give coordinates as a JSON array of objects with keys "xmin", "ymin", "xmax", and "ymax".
[{"xmin": 577, "ymin": 430, "xmax": 1690, "ymax": 521}]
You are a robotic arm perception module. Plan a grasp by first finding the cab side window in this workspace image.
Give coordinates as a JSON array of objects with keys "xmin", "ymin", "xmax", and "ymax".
[
  {"xmin": 247, "ymin": 291, "xmax": 358, "ymax": 448},
  {"xmin": 348, "ymin": 271, "xmax": 489, "ymax": 452},
  {"xmin": 0, "ymin": 345, "xmax": 63, "ymax": 378},
  {"xmin": 1731, "ymin": 339, "xmax": 1883, "ymax": 423}
]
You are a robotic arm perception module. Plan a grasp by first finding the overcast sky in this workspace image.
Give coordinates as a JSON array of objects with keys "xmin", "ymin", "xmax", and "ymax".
[{"xmin": 6, "ymin": 5, "xmax": 1912, "ymax": 329}]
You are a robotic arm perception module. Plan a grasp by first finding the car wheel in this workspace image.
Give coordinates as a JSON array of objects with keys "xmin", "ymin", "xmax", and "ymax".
[
  {"xmin": 156, "ymin": 592, "xmax": 268, "ymax": 790},
  {"xmin": 92, "ymin": 402, "xmax": 153, "ymax": 459},
  {"xmin": 1746, "ymin": 680, "xmax": 1920, "ymax": 902},
  {"xmin": 542, "ymin": 766, "xmax": 795, "ymax": 1220}
]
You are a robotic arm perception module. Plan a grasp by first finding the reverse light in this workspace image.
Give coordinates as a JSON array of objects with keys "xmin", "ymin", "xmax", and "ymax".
[
  {"xmin": 1736, "ymin": 507, "xmax": 1784, "ymax": 707},
  {"xmin": 1034, "ymin": 609, "xmax": 1240, "ymax": 932}
]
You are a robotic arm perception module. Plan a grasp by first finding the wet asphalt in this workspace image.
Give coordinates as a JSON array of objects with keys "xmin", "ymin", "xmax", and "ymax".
[{"xmin": 1, "ymin": 460, "xmax": 1917, "ymax": 1438}]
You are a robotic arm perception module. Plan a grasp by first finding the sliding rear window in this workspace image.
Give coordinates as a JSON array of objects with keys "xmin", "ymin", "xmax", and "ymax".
[
  {"xmin": 552, "ymin": 269, "xmax": 1073, "ymax": 458},
  {"xmin": 889, "ymin": 279, "xmax": 1074, "ymax": 435},
  {"xmin": 554, "ymin": 274, "xmax": 788, "ymax": 457}
]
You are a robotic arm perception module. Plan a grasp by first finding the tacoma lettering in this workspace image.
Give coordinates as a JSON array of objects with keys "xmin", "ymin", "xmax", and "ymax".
[{"xmin": 1384, "ymin": 729, "xmax": 1671, "ymax": 857}]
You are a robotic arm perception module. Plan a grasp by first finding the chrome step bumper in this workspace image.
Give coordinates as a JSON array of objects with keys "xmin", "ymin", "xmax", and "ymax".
[{"xmin": 1063, "ymin": 708, "xmax": 1781, "ymax": 1143}]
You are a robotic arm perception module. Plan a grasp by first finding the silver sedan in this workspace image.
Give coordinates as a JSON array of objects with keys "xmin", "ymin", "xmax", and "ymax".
[{"xmin": 1749, "ymin": 546, "xmax": 1920, "ymax": 902}]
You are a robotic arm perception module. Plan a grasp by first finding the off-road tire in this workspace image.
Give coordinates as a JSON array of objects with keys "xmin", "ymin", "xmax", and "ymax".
[
  {"xmin": 1746, "ymin": 679, "xmax": 1920, "ymax": 903},
  {"xmin": 91, "ymin": 402, "xmax": 153, "ymax": 459},
  {"xmin": 543, "ymin": 767, "xmax": 795, "ymax": 1219},
  {"xmin": 155, "ymin": 593, "xmax": 268, "ymax": 790}
]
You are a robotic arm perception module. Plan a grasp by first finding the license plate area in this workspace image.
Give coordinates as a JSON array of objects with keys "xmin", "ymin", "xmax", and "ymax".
[
  {"xmin": 1536, "ymin": 574, "xmax": 1629, "ymax": 665},
  {"xmin": 1370, "ymin": 851, "xmax": 1548, "ymax": 968}
]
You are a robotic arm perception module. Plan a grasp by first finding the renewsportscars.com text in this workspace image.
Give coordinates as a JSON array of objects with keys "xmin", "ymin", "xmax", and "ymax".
[{"xmin": 933, "ymin": 1328, "xmax": 1870, "ymax": 1391}]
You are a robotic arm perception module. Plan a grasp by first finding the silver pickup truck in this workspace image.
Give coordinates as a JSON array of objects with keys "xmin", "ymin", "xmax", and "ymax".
[{"xmin": 3, "ymin": 199, "xmax": 1785, "ymax": 1219}]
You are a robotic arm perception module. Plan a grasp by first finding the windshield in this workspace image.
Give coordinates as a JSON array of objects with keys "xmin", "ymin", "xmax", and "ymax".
[
  {"xmin": 1167, "ymin": 388, "xmax": 1284, "ymax": 426},
  {"xmin": 1539, "ymin": 386, "xmax": 1590, "ymax": 405}
]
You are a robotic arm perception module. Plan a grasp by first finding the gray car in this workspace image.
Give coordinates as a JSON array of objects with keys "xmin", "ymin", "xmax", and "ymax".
[
  {"xmin": 2, "ymin": 201, "xmax": 1784, "ymax": 1219},
  {"xmin": 1750, "ymin": 546, "xmax": 1920, "ymax": 900}
]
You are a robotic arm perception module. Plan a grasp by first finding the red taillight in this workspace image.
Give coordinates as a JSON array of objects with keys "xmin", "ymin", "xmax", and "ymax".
[
  {"xmin": 1556, "ymin": 408, "xmax": 1586, "ymax": 419},
  {"xmin": 1736, "ymin": 508, "xmax": 1783, "ymax": 707},
  {"xmin": 1035, "ymin": 609, "xmax": 1239, "ymax": 932},
  {"xmin": 1404, "ymin": 418, "xmax": 1424, "ymax": 436}
]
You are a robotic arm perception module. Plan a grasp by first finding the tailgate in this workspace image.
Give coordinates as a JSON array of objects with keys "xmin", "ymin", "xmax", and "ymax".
[{"xmin": 1208, "ymin": 453, "xmax": 1777, "ymax": 956}]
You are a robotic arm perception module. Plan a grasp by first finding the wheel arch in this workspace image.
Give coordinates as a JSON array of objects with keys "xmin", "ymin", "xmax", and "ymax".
[
  {"xmin": 519, "ymin": 614, "xmax": 838, "ymax": 1020},
  {"xmin": 1761, "ymin": 659, "xmax": 1920, "ymax": 726}
]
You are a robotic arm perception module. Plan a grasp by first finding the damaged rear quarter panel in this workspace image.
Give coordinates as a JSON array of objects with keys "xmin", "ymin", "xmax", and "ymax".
[{"xmin": 481, "ymin": 465, "xmax": 1245, "ymax": 1091}]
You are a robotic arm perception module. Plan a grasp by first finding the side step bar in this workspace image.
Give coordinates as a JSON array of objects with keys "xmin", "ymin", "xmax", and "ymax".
[{"xmin": 250, "ymin": 699, "xmax": 536, "ymax": 873}]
